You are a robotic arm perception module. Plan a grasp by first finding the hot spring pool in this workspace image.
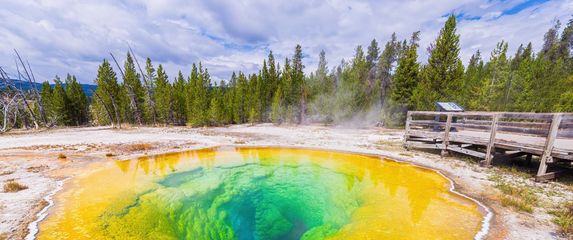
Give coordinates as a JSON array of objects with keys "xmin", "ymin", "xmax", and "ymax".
[{"xmin": 37, "ymin": 147, "xmax": 488, "ymax": 239}]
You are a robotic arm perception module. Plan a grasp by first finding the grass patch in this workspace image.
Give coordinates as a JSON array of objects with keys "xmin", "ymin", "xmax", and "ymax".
[
  {"xmin": 123, "ymin": 143, "xmax": 153, "ymax": 152},
  {"xmin": 3, "ymin": 180, "xmax": 28, "ymax": 192},
  {"xmin": 113, "ymin": 143, "xmax": 154, "ymax": 153},
  {"xmin": 550, "ymin": 202, "xmax": 573, "ymax": 235},
  {"xmin": 497, "ymin": 164, "xmax": 533, "ymax": 179},
  {"xmin": 26, "ymin": 165, "xmax": 49, "ymax": 173},
  {"xmin": 0, "ymin": 170, "xmax": 14, "ymax": 176},
  {"xmin": 399, "ymin": 152, "xmax": 414, "ymax": 157},
  {"xmin": 500, "ymin": 196, "xmax": 534, "ymax": 213},
  {"xmin": 490, "ymin": 174, "xmax": 538, "ymax": 213}
]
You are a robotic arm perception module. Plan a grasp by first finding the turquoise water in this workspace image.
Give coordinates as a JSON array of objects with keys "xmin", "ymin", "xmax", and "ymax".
[{"xmin": 39, "ymin": 147, "xmax": 485, "ymax": 240}]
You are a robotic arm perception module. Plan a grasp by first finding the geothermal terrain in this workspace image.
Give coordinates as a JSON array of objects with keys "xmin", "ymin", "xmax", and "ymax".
[{"xmin": 0, "ymin": 124, "xmax": 571, "ymax": 239}]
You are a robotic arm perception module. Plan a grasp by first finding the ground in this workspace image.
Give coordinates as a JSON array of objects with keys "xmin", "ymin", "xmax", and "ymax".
[{"xmin": 0, "ymin": 124, "xmax": 571, "ymax": 239}]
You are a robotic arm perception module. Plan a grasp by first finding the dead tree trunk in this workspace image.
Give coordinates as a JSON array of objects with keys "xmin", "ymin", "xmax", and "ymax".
[
  {"xmin": 110, "ymin": 52, "xmax": 142, "ymax": 126},
  {"xmin": 14, "ymin": 49, "xmax": 47, "ymax": 126},
  {"xmin": 0, "ymin": 67, "xmax": 39, "ymax": 129},
  {"xmin": 129, "ymin": 47, "xmax": 157, "ymax": 126}
]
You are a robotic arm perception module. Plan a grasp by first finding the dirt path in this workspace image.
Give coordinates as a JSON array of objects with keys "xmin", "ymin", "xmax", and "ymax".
[{"xmin": 0, "ymin": 124, "xmax": 570, "ymax": 239}]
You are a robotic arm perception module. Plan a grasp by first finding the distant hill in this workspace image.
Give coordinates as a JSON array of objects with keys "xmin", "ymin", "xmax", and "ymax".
[{"xmin": 0, "ymin": 79, "xmax": 97, "ymax": 97}]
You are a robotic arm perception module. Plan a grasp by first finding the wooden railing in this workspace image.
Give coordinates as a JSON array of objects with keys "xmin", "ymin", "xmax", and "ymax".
[{"xmin": 404, "ymin": 111, "xmax": 573, "ymax": 181}]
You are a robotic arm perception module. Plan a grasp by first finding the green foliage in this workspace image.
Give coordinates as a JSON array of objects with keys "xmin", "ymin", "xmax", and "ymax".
[
  {"xmin": 51, "ymin": 77, "xmax": 70, "ymax": 126},
  {"xmin": 490, "ymin": 175, "xmax": 538, "ymax": 213},
  {"xmin": 271, "ymin": 86, "xmax": 284, "ymax": 124},
  {"xmin": 307, "ymin": 50, "xmax": 335, "ymax": 124},
  {"xmin": 65, "ymin": 74, "xmax": 90, "ymax": 125},
  {"xmin": 233, "ymin": 72, "xmax": 248, "ymax": 124},
  {"xmin": 378, "ymin": 33, "xmax": 402, "ymax": 107},
  {"xmin": 462, "ymin": 50, "xmax": 487, "ymax": 110},
  {"xmin": 122, "ymin": 52, "xmax": 146, "ymax": 125},
  {"xmin": 366, "ymin": 39, "xmax": 380, "ymax": 69},
  {"xmin": 291, "ymin": 45, "xmax": 305, "ymax": 123},
  {"xmin": 413, "ymin": 15, "xmax": 464, "ymax": 110},
  {"xmin": 40, "ymin": 81, "xmax": 53, "ymax": 122},
  {"xmin": 143, "ymin": 58, "xmax": 157, "ymax": 124},
  {"xmin": 391, "ymin": 32, "xmax": 420, "ymax": 108},
  {"xmin": 208, "ymin": 81, "xmax": 226, "ymax": 125},
  {"xmin": 93, "ymin": 59, "xmax": 122, "ymax": 126},
  {"xmin": 32, "ymin": 15, "xmax": 573, "ymax": 130},
  {"xmin": 154, "ymin": 64, "xmax": 172, "ymax": 124},
  {"xmin": 550, "ymin": 202, "xmax": 573, "ymax": 234},
  {"xmin": 173, "ymin": 71, "xmax": 187, "ymax": 125}
]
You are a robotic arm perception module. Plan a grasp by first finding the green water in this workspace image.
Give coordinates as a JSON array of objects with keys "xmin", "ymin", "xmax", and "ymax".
[
  {"xmin": 101, "ymin": 163, "xmax": 359, "ymax": 239},
  {"xmin": 39, "ymin": 147, "xmax": 485, "ymax": 240}
]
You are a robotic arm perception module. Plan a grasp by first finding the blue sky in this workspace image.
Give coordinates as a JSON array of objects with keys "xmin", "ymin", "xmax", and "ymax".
[{"xmin": 0, "ymin": 0, "xmax": 571, "ymax": 84}]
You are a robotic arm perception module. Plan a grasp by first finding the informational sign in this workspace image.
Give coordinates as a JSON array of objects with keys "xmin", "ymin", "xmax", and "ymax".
[{"xmin": 435, "ymin": 102, "xmax": 464, "ymax": 112}]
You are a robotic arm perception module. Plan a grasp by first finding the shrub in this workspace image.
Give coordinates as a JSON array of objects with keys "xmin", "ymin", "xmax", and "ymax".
[
  {"xmin": 124, "ymin": 143, "xmax": 153, "ymax": 152},
  {"xmin": 3, "ymin": 180, "xmax": 28, "ymax": 192}
]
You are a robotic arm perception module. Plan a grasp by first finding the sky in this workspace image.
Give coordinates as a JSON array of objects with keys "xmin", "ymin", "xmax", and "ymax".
[{"xmin": 0, "ymin": 0, "xmax": 572, "ymax": 84}]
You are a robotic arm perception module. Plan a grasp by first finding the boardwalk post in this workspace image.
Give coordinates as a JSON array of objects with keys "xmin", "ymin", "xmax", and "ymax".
[
  {"xmin": 536, "ymin": 113, "xmax": 563, "ymax": 182},
  {"xmin": 441, "ymin": 113, "xmax": 453, "ymax": 157},
  {"xmin": 403, "ymin": 111, "xmax": 412, "ymax": 148},
  {"xmin": 482, "ymin": 114, "xmax": 499, "ymax": 167}
]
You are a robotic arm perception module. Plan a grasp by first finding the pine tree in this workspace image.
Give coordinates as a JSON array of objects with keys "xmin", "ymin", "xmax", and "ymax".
[
  {"xmin": 414, "ymin": 15, "xmax": 464, "ymax": 110},
  {"xmin": 291, "ymin": 45, "xmax": 305, "ymax": 123},
  {"xmin": 154, "ymin": 64, "xmax": 172, "ymax": 124},
  {"xmin": 93, "ymin": 59, "xmax": 122, "ymax": 127},
  {"xmin": 226, "ymin": 72, "xmax": 237, "ymax": 123},
  {"xmin": 338, "ymin": 45, "xmax": 373, "ymax": 119},
  {"xmin": 542, "ymin": 20, "xmax": 561, "ymax": 62},
  {"xmin": 65, "ymin": 74, "xmax": 89, "ymax": 125},
  {"xmin": 208, "ymin": 80, "xmax": 225, "ymax": 125},
  {"xmin": 484, "ymin": 41, "xmax": 510, "ymax": 111},
  {"xmin": 259, "ymin": 60, "xmax": 270, "ymax": 121},
  {"xmin": 462, "ymin": 50, "xmax": 487, "ymax": 110},
  {"xmin": 267, "ymin": 51, "xmax": 280, "ymax": 110},
  {"xmin": 144, "ymin": 58, "xmax": 157, "ymax": 125},
  {"xmin": 233, "ymin": 72, "xmax": 248, "ymax": 123},
  {"xmin": 186, "ymin": 63, "xmax": 199, "ymax": 122},
  {"xmin": 271, "ymin": 86, "xmax": 284, "ymax": 124},
  {"xmin": 378, "ymin": 33, "xmax": 402, "ymax": 106},
  {"xmin": 51, "ymin": 77, "xmax": 70, "ymax": 126},
  {"xmin": 190, "ymin": 64, "xmax": 211, "ymax": 126},
  {"xmin": 559, "ymin": 18, "xmax": 573, "ymax": 61},
  {"xmin": 557, "ymin": 75, "xmax": 573, "ymax": 111},
  {"xmin": 309, "ymin": 50, "xmax": 336, "ymax": 123},
  {"xmin": 221, "ymin": 82, "xmax": 233, "ymax": 125},
  {"xmin": 40, "ymin": 81, "xmax": 53, "ymax": 124},
  {"xmin": 173, "ymin": 71, "xmax": 187, "ymax": 125},
  {"xmin": 392, "ymin": 32, "xmax": 420, "ymax": 108},
  {"xmin": 366, "ymin": 39, "xmax": 380, "ymax": 69},
  {"xmin": 122, "ymin": 52, "xmax": 146, "ymax": 125},
  {"xmin": 248, "ymin": 73, "xmax": 261, "ymax": 122}
]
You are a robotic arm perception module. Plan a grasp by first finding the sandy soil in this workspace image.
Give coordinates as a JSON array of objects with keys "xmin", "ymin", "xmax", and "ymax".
[{"xmin": 0, "ymin": 124, "xmax": 571, "ymax": 239}]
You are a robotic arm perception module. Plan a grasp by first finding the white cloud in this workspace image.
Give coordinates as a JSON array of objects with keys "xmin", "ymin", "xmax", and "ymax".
[{"xmin": 0, "ymin": 0, "xmax": 571, "ymax": 84}]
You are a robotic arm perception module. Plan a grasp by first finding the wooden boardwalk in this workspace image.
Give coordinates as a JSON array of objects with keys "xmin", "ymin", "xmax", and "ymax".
[{"xmin": 403, "ymin": 111, "xmax": 573, "ymax": 181}]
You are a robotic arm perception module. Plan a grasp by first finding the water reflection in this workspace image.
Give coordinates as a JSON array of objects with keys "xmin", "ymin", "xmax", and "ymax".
[{"xmin": 39, "ymin": 147, "xmax": 484, "ymax": 240}]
